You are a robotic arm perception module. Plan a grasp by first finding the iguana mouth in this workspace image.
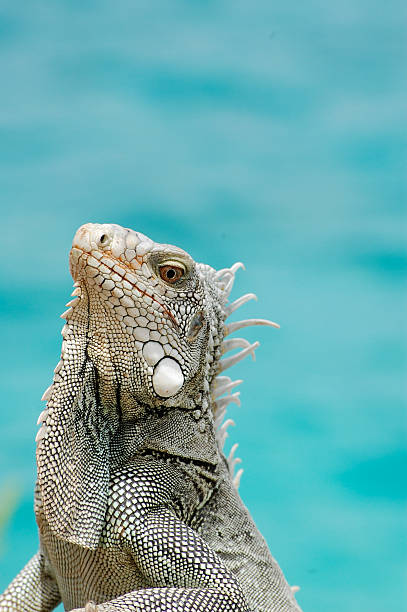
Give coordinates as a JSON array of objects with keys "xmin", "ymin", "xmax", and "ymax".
[{"xmin": 70, "ymin": 246, "xmax": 179, "ymax": 329}]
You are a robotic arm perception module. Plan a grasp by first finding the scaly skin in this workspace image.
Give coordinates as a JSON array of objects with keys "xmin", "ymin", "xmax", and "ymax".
[{"xmin": 0, "ymin": 223, "xmax": 302, "ymax": 612}]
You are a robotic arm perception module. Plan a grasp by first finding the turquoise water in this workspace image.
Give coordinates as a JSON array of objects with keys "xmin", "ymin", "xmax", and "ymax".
[{"xmin": 0, "ymin": 2, "xmax": 406, "ymax": 610}]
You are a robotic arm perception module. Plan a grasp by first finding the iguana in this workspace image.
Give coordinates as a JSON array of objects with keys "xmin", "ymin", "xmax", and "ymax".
[{"xmin": 0, "ymin": 223, "xmax": 302, "ymax": 612}]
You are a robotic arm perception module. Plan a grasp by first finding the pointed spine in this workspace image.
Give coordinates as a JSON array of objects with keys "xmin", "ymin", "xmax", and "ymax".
[
  {"xmin": 222, "ymin": 337, "xmax": 256, "ymax": 356},
  {"xmin": 41, "ymin": 385, "xmax": 53, "ymax": 401},
  {"xmin": 213, "ymin": 379, "xmax": 243, "ymax": 399},
  {"xmin": 60, "ymin": 308, "xmax": 73, "ymax": 320},
  {"xmin": 225, "ymin": 319, "xmax": 279, "ymax": 336},
  {"xmin": 35, "ymin": 426, "xmax": 48, "ymax": 443},
  {"xmin": 233, "ymin": 468, "xmax": 244, "ymax": 489},
  {"xmin": 225, "ymin": 293, "xmax": 257, "ymax": 317},
  {"xmin": 218, "ymin": 342, "xmax": 259, "ymax": 373},
  {"xmin": 214, "ymin": 392, "xmax": 241, "ymax": 412},
  {"xmin": 37, "ymin": 409, "xmax": 49, "ymax": 425},
  {"xmin": 65, "ymin": 298, "xmax": 80, "ymax": 308}
]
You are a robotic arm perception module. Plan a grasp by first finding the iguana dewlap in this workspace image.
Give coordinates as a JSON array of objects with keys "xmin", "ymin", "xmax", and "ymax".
[{"xmin": 0, "ymin": 223, "xmax": 302, "ymax": 612}]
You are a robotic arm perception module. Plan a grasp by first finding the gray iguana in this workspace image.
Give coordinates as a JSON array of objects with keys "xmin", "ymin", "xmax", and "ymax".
[{"xmin": 0, "ymin": 223, "xmax": 302, "ymax": 612}]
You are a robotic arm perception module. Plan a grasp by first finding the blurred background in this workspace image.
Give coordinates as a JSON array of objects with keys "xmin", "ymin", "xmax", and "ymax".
[{"xmin": 0, "ymin": 2, "xmax": 406, "ymax": 610}]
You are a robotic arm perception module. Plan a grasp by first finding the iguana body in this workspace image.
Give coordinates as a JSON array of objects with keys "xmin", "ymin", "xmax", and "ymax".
[{"xmin": 0, "ymin": 223, "xmax": 302, "ymax": 612}]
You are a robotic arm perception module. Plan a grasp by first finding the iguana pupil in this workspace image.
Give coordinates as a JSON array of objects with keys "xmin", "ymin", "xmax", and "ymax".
[{"xmin": 159, "ymin": 264, "xmax": 184, "ymax": 283}]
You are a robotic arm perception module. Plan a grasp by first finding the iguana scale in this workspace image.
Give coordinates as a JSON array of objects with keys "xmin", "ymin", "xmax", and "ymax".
[{"xmin": 0, "ymin": 223, "xmax": 302, "ymax": 612}]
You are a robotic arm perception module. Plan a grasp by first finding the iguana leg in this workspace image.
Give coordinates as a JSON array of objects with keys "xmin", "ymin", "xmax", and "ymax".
[
  {"xmin": 71, "ymin": 507, "xmax": 249, "ymax": 611},
  {"xmin": 0, "ymin": 551, "xmax": 61, "ymax": 612}
]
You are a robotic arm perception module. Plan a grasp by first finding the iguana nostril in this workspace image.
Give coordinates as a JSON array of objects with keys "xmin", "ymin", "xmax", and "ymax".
[{"xmin": 99, "ymin": 233, "xmax": 109, "ymax": 246}]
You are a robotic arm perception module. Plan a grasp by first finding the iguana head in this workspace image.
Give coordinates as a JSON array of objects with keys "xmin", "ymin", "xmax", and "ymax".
[{"xmin": 68, "ymin": 222, "xmax": 278, "ymax": 416}]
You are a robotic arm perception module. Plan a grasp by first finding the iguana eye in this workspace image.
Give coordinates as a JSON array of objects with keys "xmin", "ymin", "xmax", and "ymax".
[{"xmin": 158, "ymin": 262, "xmax": 186, "ymax": 284}]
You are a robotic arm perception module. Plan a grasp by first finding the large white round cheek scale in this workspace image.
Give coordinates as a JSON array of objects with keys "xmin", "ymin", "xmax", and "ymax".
[{"xmin": 152, "ymin": 358, "xmax": 184, "ymax": 398}]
